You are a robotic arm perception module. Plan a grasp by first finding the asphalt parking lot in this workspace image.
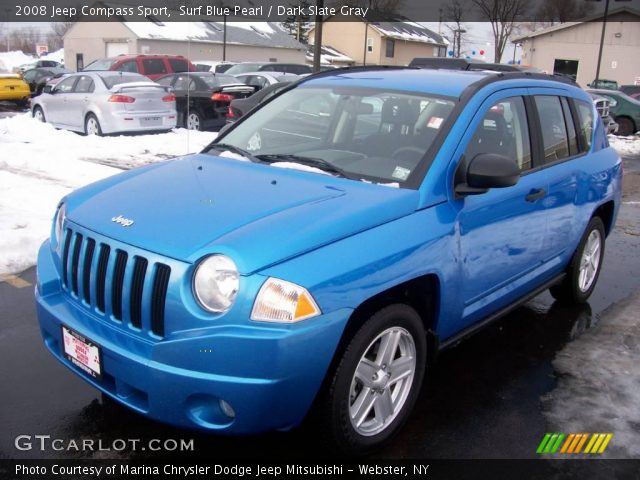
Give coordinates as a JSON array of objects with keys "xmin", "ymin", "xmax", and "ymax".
[{"xmin": 1, "ymin": 153, "xmax": 639, "ymax": 461}]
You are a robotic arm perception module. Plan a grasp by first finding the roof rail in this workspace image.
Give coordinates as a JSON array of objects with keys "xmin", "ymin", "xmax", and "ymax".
[{"xmin": 298, "ymin": 64, "xmax": 417, "ymax": 83}]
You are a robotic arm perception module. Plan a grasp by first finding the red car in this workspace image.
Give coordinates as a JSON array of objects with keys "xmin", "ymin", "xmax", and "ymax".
[{"xmin": 83, "ymin": 55, "xmax": 196, "ymax": 81}]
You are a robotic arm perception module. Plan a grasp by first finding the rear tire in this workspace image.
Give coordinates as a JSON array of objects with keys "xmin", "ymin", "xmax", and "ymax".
[
  {"xmin": 85, "ymin": 114, "xmax": 103, "ymax": 136},
  {"xmin": 32, "ymin": 106, "xmax": 45, "ymax": 122},
  {"xmin": 186, "ymin": 111, "xmax": 203, "ymax": 131},
  {"xmin": 615, "ymin": 117, "xmax": 635, "ymax": 137},
  {"xmin": 550, "ymin": 216, "xmax": 605, "ymax": 304},
  {"xmin": 317, "ymin": 304, "xmax": 426, "ymax": 455}
]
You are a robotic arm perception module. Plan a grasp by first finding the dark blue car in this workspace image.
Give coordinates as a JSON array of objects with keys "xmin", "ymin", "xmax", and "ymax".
[{"xmin": 35, "ymin": 67, "xmax": 622, "ymax": 453}]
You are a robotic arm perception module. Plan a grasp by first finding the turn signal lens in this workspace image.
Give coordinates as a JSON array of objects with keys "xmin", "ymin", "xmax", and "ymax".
[
  {"xmin": 211, "ymin": 93, "xmax": 234, "ymax": 102},
  {"xmin": 108, "ymin": 94, "xmax": 135, "ymax": 103},
  {"xmin": 162, "ymin": 93, "xmax": 176, "ymax": 102},
  {"xmin": 251, "ymin": 278, "xmax": 321, "ymax": 323}
]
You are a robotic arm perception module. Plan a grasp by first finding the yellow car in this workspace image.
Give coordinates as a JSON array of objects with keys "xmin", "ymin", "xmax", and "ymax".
[{"xmin": 0, "ymin": 73, "xmax": 31, "ymax": 106}]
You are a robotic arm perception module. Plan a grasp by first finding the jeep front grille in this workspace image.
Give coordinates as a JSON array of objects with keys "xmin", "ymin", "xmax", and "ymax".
[{"xmin": 61, "ymin": 227, "xmax": 170, "ymax": 337}]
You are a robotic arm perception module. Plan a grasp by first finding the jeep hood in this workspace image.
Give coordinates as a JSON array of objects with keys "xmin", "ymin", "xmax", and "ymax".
[{"xmin": 66, "ymin": 154, "xmax": 420, "ymax": 274}]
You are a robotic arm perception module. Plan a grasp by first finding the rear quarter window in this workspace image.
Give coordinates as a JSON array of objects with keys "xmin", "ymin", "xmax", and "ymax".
[
  {"xmin": 142, "ymin": 59, "xmax": 167, "ymax": 75},
  {"xmin": 575, "ymin": 100, "xmax": 594, "ymax": 151},
  {"xmin": 169, "ymin": 59, "xmax": 189, "ymax": 73}
]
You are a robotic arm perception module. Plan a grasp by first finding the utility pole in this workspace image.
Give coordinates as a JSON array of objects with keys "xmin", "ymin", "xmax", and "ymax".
[
  {"xmin": 594, "ymin": 0, "xmax": 610, "ymax": 87},
  {"xmin": 222, "ymin": 15, "xmax": 227, "ymax": 61},
  {"xmin": 513, "ymin": 43, "xmax": 519, "ymax": 64},
  {"xmin": 454, "ymin": 28, "xmax": 466, "ymax": 58},
  {"xmin": 362, "ymin": 22, "xmax": 368, "ymax": 65},
  {"xmin": 312, "ymin": 0, "xmax": 323, "ymax": 72}
]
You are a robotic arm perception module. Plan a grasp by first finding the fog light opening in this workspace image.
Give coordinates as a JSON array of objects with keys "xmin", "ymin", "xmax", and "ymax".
[{"xmin": 220, "ymin": 399, "xmax": 235, "ymax": 419}]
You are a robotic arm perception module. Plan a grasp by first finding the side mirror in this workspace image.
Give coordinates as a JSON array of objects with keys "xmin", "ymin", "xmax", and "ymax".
[
  {"xmin": 456, "ymin": 153, "xmax": 520, "ymax": 195},
  {"xmin": 43, "ymin": 85, "xmax": 54, "ymax": 94}
]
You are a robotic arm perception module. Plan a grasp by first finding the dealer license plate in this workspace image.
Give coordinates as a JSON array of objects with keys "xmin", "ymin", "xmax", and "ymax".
[
  {"xmin": 61, "ymin": 326, "xmax": 102, "ymax": 379},
  {"xmin": 140, "ymin": 116, "xmax": 162, "ymax": 126}
]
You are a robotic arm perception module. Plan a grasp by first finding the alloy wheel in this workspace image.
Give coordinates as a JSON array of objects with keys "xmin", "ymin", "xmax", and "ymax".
[
  {"xmin": 578, "ymin": 229, "xmax": 601, "ymax": 292},
  {"xmin": 348, "ymin": 327, "xmax": 416, "ymax": 436}
]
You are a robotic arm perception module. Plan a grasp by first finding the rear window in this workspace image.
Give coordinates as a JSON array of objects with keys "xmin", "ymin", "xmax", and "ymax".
[
  {"xmin": 201, "ymin": 74, "xmax": 241, "ymax": 87},
  {"xmin": 101, "ymin": 74, "xmax": 152, "ymax": 89},
  {"xmin": 224, "ymin": 63, "xmax": 264, "ymax": 75},
  {"xmin": 142, "ymin": 59, "xmax": 167, "ymax": 75},
  {"xmin": 83, "ymin": 59, "xmax": 117, "ymax": 71},
  {"xmin": 169, "ymin": 58, "xmax": 189, "ymax": 73}
]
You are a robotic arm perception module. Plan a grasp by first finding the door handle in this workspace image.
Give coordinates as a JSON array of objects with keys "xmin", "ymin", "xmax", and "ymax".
[{"xmin": 526, "ymin": 188, "xmax": 546, "ymax": 202}]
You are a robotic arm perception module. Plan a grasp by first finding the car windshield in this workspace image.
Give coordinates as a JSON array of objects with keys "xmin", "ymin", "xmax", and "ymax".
[
  {"xmin": 83, "ymin": 59, "xmax": 117, "ymax": 71},
  {"xmin": 101, "ymin": 74, "xmax": 152, "ymax": 89},
  {"xmin": 206, "ymin": 86, "xmax": 456, "ymax": 186},
  {"xmin": 201, "ymin": 74, "xmax": 242, "ymax": 87},
  {"xmin": 225, "ymin": 63, "xmax": 264, "ymax": 75}
]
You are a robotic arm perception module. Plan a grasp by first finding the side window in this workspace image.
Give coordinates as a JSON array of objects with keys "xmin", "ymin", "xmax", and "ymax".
[
  {"xmin": 465, "ymin": 96, "xmax": 532, "ymax": 171},
  {"xmin": 156, "ymin": 76, "xmax": 174, "ymax": 86},
  {"xmin": 560, "ymin": 97, "xmax": 578, "ymax": 156},
  {"xmin": 54, "ymin": 76, "xmax": 77, "ymax": 93},
  {"xmin": 75, "ymin": 76, "xmax": 95, "ymax": 93},
  {"xmin": 575, "ymin": 100, "xmax": 594, "ymax": 151},
  {"xmin": 534, "ymin": 96, "xmax": 569, "ymax": 162},
  {"xmin": 169, "ymin": 58, "xmax": 189, "ymax": 73},
  {"xmin": 117, "ymin": 61, "xmax": 138, "ymax": 73},
  {"xmin": 142, "ymin": 59, "xmax": 167, "ymax": 75},
  {"xmin": 173, "ymin": 75, "xmax": 189, "ymax": 90}
]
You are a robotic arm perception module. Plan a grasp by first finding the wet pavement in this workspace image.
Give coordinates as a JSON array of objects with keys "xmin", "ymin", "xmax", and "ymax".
[{"xmin": 1, "ymin": 154, "xmax": 639, "ymax": 461}]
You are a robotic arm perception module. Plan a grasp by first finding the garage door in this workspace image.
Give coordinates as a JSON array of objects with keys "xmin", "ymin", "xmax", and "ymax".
[{"xmin": 106, "ymin": 42, "xmax": 128, "ymax": 57}]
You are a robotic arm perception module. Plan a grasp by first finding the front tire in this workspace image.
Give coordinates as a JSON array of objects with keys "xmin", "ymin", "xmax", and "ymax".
[
  {"xmin": 85, "ymin": 114, "xmax": 103, "ymax": 136},
  {"xmin": 550, "ymin": 216, "xmax": 605, "ymax": 304},
  {"xmin": 318, "ymin": 304, "xmax": 426, "ymax": 454},
  {"xmin": 33, "ymin": 106, "xmax": 46, "ymax": 122},
  {"xmin": 615, "ymin": 117, "xmax": 635, "ymax": 137}
]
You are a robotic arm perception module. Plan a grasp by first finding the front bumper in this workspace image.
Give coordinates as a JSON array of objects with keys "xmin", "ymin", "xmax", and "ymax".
[{"xmin": 35, "ymin": 240, "xmax": 351, "ymax": 434}]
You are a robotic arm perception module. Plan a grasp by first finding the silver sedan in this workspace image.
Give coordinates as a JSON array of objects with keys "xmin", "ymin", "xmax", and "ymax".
[{"xmin": 31, "ymin": 71, "xmax": 177, "ymax": 135}]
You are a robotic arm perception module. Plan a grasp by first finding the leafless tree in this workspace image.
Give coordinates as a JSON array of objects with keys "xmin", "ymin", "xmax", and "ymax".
[
  {"xmin": 445, "ymin": 0, "xmax": 467, "ymax": 57},
  {"xmin": 472, "ymin": 0, "xmax": 528, "ymax": 63},
  {"xmin": 48, "ymin": 22, "xmax": 75, "ymax": 50},
  {"xmin": 535, "ymin": 0, "xmax": 593, "ymax": 24}
]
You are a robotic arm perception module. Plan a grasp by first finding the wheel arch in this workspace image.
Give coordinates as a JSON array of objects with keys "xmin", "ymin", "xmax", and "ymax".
[
  {"xmin": 333, "ymin": 273, "xmax": 441, "ymax": 370},
  {"xmin": 592, "ymin": 200, "xmax": 616, "ymax": 236}
]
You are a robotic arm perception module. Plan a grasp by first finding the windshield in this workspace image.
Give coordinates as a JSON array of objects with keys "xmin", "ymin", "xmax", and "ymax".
[
  {"xmin": 225, "ymin": 63, "xmax": 264, "ymax": 75},
  {"xmin": 207, "ymin": 86, "xmax": 456, "ymax": 186},
  {"xmin": 201, "ymin": 74, "xmax": 241, "ymax": 87},
  {"xmin": 84, "ymin": 59, "xmax": 117, "ymax": 71},
  {"xmin": 101, "ymin": 74, "xmax": 152, "ymax": 89}
]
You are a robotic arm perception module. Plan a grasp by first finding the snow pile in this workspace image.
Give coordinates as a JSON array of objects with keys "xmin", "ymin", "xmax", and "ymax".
[
  {"xmin": 542, "ymin": 291, "xmax": 640, "ymax": 458},
  {"xmin": 0, "ymin": 113, "xmax": 214, "ymax": 275},
  {"xmin": 609, "ymin": 134, "xmax": 640, "ymax": 157}
]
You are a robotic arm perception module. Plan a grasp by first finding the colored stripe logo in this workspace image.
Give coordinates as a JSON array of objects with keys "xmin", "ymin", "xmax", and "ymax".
[{"xmin": 537, "ymin": 433, "xmax": 613, "ymax": 454}]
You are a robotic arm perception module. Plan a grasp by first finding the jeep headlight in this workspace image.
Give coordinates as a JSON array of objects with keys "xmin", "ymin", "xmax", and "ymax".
[
  {"xmin": 251, "ymin": 278, "xmax": 321, "ymax": 323},
  {"xmin": 193, "ymin": 255, "xmax": 239, "ymax": 313},
  {"xmin": 54, "ymin": 202, "xmax": 66, "ymax": 253}
]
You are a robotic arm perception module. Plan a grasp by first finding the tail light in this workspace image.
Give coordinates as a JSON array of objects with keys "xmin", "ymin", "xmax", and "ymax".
[
  {"xmin": 108, "ymin": 94, "xmax": 135, "ymax": 103},
  {"xmin": 162, "ymin": 93, "xmax": 176, "ymax": 102},
  {"xmin": 211, "ymin": 93, "xmax": 234, "ymax": 102}
]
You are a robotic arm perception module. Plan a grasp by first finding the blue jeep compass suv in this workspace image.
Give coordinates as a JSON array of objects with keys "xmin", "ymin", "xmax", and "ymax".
[{"xmin": 35, "ymin": 67, "xmax": 622, "ymax": 453}]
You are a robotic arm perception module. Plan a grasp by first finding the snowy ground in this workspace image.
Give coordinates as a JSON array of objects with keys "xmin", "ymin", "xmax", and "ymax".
[
  {"xmin": 608, "ymin": 133, "xmax": 640, "ymax": 157},
  {"xmin": 542, "ymin": 290, "xmax": 640, "ymax": 458},
  {"xmin": 0, "ymin": 49, "xmax": 65, "ymax": 72},
  {"xmin": 0, "ymin": 113, "xmax": 214, "ymax": 275}
]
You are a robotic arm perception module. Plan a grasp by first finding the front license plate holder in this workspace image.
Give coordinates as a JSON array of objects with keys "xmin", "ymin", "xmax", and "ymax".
[{"xmin": 61, "ymin": 325, "xmax": 102, "ymax": 380}]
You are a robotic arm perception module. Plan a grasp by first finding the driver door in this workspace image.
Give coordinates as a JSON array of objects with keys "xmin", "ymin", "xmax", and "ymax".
[
  {"xmin": 454, "ymin": 93, "xmax": 549, "ymax": 327},
  {"xmin": 46, "ymin": 76, "xmax": 77, "ymax": 124}
]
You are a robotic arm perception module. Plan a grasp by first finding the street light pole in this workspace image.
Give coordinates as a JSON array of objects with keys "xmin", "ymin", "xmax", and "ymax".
[
  {"xmin": 594, "ymin": 0, "xmax": 610, "ymax": 87},
  {"xmin": 312, "ymin": 0, "xmax": 323, "ymax": 72}
]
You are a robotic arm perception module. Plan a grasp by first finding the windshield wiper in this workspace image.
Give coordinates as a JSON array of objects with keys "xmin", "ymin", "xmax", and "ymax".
[
  {"xmin": 255, "ymin": 154, "xmax": 350, "ymax": 178},
  {"xmin": 206, "ymin": 142, "xmax": 260, "ymax": 163}
]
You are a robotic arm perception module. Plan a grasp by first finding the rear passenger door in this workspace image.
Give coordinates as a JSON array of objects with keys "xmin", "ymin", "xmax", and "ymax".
[
  {"xmin": 531, "ymin": 91, "xmax": 593, "ymax": 264},
  {"xmin": 455, "ymin": 91, "xmax": 549, "ymax": 325}
]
